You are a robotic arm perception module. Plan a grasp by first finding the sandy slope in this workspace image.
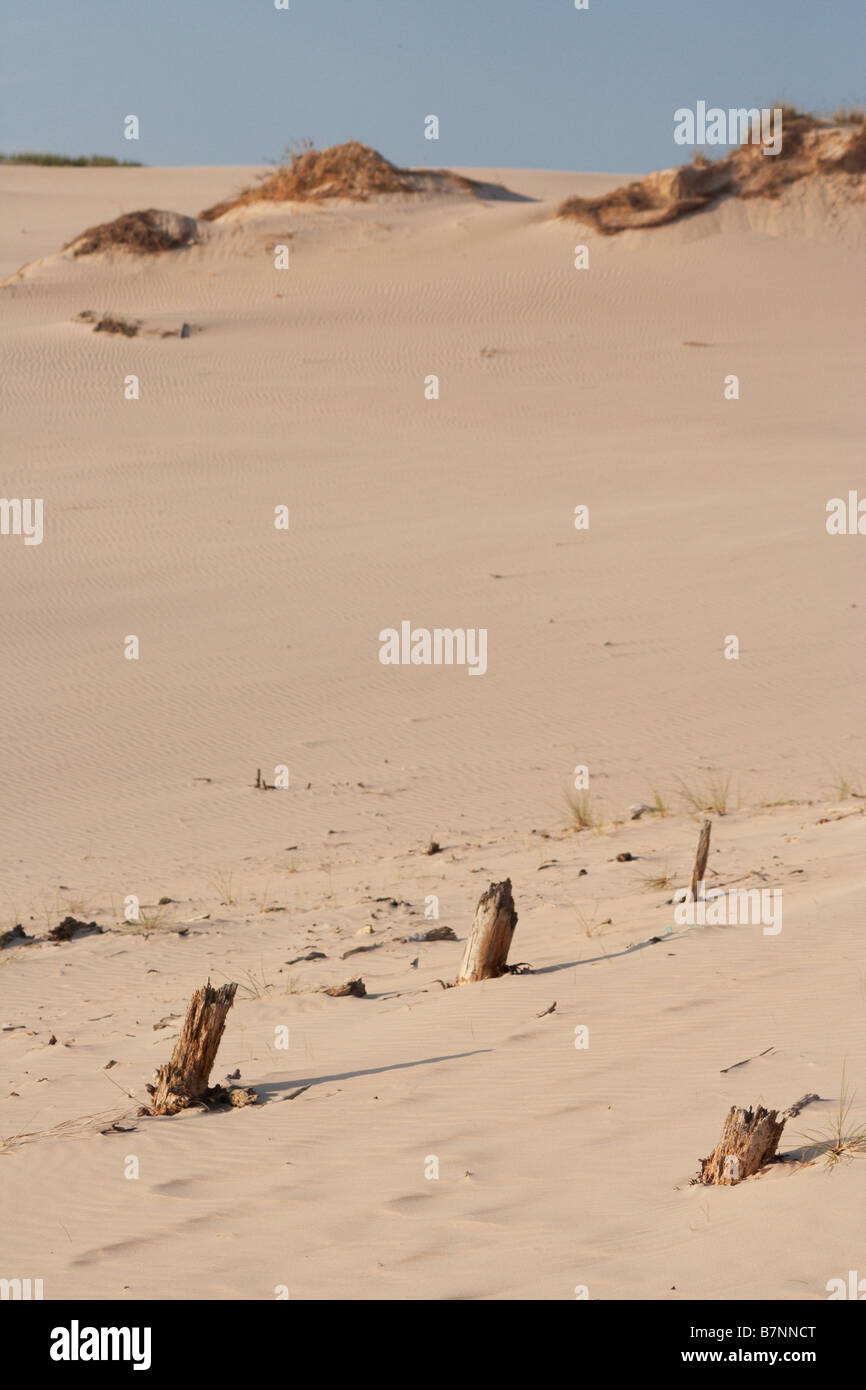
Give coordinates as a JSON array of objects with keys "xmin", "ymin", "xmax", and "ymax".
[
  {"xmin": 2, "ymin": 803, "xmax": 865, "ymax": 1300},
  {"xmin": 0, "ymin": 164, "xmax": 864, "ymax": 1300}
]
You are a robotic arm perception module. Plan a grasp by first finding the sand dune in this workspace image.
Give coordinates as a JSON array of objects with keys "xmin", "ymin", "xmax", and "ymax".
[
  {"xmin": 197, "ymin": 140, "xmax": 516, "ymax": 220},
  {"xmin": 557, "ymin": 111, "xmax": 866, "ymax": 233},
  {"xmin": 1, "ymin": 153, "xmax": 864, "ymax": 1299}
]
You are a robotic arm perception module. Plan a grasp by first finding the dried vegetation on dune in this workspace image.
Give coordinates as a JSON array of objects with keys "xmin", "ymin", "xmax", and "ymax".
[
  {"xmin": 557, "ymin": 110, "xmax": 866, "ymax": 234},
  {"xmin": 198, "ymin": 140, "xmax": 488, "ymax": 220},
  {"xmin": 63, "ymin": 208, "xmax": 202, "ymax": 256}
]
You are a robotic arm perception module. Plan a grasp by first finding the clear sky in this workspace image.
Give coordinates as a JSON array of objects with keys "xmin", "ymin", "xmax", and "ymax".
[{"xmin": 1, "ymin": 0, "xmax": 863, "ymax": 172}]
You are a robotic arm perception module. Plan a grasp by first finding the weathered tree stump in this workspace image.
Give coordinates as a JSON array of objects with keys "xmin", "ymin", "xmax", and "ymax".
[
  {"xmin": 689, "ymin": 818, "xmax": 712, "ymax": 900},
  {"xmin": 151, "ymin": 982, "xmax": 239, "ymax": 1115},
  {"xmin": 456, "ymin": 879, "xmax": 518, "ymax": 984},
  {"xmin": 699, "ymin": 1104, "xmax": 786, "ymax": 1185}
]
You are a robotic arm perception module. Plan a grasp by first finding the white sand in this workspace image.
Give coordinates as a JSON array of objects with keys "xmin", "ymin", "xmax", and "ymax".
[{"xmin": 0, "ymin": 163, "xmax": 864, "ymax": 1300}]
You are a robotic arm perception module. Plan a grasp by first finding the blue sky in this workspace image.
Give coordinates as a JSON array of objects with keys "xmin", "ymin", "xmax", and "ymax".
[{"xmin": 1, "ymin": 0, "xmax": 863, "ymax": 171}]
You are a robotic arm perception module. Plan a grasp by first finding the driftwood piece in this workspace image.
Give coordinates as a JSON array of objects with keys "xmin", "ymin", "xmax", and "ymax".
[
  {"xmin": 719, "ymin": 1045, "xmax": 774, "ymax": 1074},
  {"xmin": 407, "ymin": 926, "xmax": 458, "ymax": 943},
  {"xmin": 323, "ymin": 977, "xmax": 366, "ymax": 997},
  {"xmin": 689, "ymin": 818, "xmax": 712, "ymax": 900},
  {"xmin": 220, "ymin": 1083, "xmax": 257, "ymax": 1107},
  {"xmin": 151, "ymin": 982, "xmax": 239, "ymax": 1115},
  {"xmin": 784, "ymin": 1092, "xmax": 820, "ymax": 1119},
  {"xmin": 699, "ymin": 1104, "xmax": 786, "ymax": 1185},
  {"xmin": 456, "ymin": 879, "xmax": 518, "ymax": 984}
]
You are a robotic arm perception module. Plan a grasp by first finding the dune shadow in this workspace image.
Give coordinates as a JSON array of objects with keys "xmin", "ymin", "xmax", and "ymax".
[
  {"xmin": 777, "ymin": 1144, "xmax": 825, "ymax": 1165},
  {"xmin": 532, "ymin": 932, "xmax": 680, "ymax": 973},
  {"xmin": 255, "ymin": 1049, "xmax": 491, "ymax": 1100},
  {"xmin": 472, "ymin": 180, "xmax": 538, "ymax": 204}
]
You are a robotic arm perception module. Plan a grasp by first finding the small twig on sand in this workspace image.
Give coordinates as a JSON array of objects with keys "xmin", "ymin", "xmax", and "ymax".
[{"xmin": 720, "ymin": 1046, "xmax": 774, "ymax": 1074}]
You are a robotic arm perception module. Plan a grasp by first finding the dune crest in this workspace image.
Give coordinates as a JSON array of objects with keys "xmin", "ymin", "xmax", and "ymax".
[
  {"xmin": 557, "ymin": 111, "xmax": 866, "ymax": 233},
  {"xmin": 198, "ymin": 139, "xmax": 507, "ymax": 219}
]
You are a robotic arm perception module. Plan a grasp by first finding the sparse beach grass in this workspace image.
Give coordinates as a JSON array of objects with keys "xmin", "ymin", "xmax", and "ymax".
[
  {"xmin": 574, "ymin": 900, "xmax": 610, "ymax": 939},
  {"xmin": 637, "ymin": 867, "xmax": 674, "ymax": 892},
  {"xmin": 209, "ymin": 867, "xmax": 239, "ymax": 906},
  {"xmin": 801, "ymin": 1067, "xmax": 866, "ymax": 1168},
  {"xmin": 675, "ymin": 773, "xmax": 734, "ymax": 816},
  {"xmin": 565, "ymin": 790, "xmax": 602, "ymax": 831},
  {"xmin": 831, "ymin": 770, "xmax": 864, "ymax": 800},
  {"xmin": 136, "ymin": 902, "xmax": 174, "ymax": 931}
]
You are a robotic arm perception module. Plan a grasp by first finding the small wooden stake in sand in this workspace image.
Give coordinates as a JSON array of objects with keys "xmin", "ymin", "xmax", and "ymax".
[
  {"xmin": 151, "ymin": 982, "xmax": 238, "ymax": 1115},
  {"xmin": 699, "ymin": 1104, "xmax": 786, "ymax": 1185},
  {"xmin": 689, "ymin": 818, "xmax": 711, "ymax": 900},
  {"xmin": 456, "ymin": 879, "xmax": 518, "ymax": 984}
]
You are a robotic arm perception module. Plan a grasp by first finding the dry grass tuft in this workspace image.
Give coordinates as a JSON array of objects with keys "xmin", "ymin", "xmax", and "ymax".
[
  {"xmin": 832, "ymin": 770, "xmax": 864, "ymax": 800},
  {"xmin": 72, "ymin": 310, "xmax": 142, "ymax": 337},
  {"xmin": 832, "ymin": 107, "xmax": 866, "ymax": 125},
  {"xmin": 676, "ymin": 774, "xmax": 733, "ymax": 816},
  {"xmin": 638, "ymin": 867, "xmax": 674, "ymax": 892},
  {"xmin": 93, "ymin": 315, "xmax": 140, "ymax": 337},
  {"xmin": 565, "ymin": 790, "xmax": 601, "ymax": 831},
  {"xmin": 574, "ymin": 900, "xmax": 610, "ymax": 939},
  {"xmin": 1, "ymin": 1107, "xmax": 135, "ymax": 1154},
  {"xmin": 209, "ymin": 867, "xmax": 238, "ymax": 907}
]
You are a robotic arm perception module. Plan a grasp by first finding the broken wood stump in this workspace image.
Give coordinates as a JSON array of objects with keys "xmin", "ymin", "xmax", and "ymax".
[
  {"xmin": 150, "ymin": 982, "xmax": 248, "ymax": 1115},
  {"xmin": 699, "ymin": 1104, "xmax": 786, "ymax": 1185},
  {"xmin": 689, "ymin": 818, "xmax": 712, "ymax": 900},
  {"xmin": 456, "ymin": 879, "xmax": 518, "ymax": 984}
]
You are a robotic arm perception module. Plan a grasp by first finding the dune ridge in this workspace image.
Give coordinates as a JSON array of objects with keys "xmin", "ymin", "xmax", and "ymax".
[
  {"xmin": 557, "ymin": 110, "xmax": 866, "ymax": 233},
  {"xmin": 198, "ymin": 140, "xmax": 502, "ymax": 221}
]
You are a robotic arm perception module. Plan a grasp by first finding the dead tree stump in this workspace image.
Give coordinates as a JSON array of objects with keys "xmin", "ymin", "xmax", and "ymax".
[
  {"xmin": 699, "ymin": 1104, "xmax": 786, "ymax": 1185},
  {"xmin": 151, "ymin": 982, "xmax": 238, "ymax": 1115},
  {"xmin": 689, "ymin": 818, "xmax": 712, "ymax": 900},
  {"xmin": 456, "ymin": 879, "xmax": 518, "ymax": 984}
]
